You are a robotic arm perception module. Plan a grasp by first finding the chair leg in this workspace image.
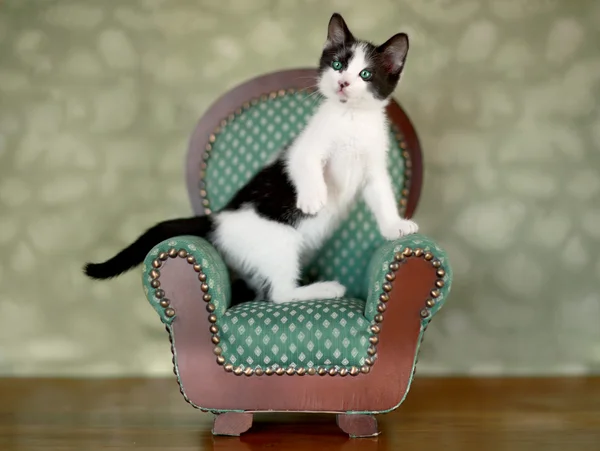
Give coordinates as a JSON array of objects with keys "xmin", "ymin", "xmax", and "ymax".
[
  {"xmin": 212, "ymin": 412, "xmax": 253, "ymax": 436},
  {"xmin": 336, "ymin": 414, "xmax": 380, "ymax": 438}
]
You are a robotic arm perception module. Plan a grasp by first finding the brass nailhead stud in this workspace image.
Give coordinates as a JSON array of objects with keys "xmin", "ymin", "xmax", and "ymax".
[
  {"xmin": 350, "ymin": 367, "xmax": 359, "ymax": 376},
  {"xmin": 198, "ymin": 273, "xmax": 207, "ymax": 282},
  {"xmin": 402, "ymin": 248, "xmax": 413, "ymax": 257},
  {"xmin": 151, "ymin": 280, "xmax": 160, "ymax": 288},
  {"xmin": 216, "ymin": 356, "xmax": 225, "ymax": 365},
  {"xmin": 424, "ymin": 252, "xmax": 434, "ymax": 261},
  {"xmin": 339, "ymin": 368, "xmax": 348, "ymax": 377},
  {"xmin": 370, "ymin": 325, "xmax": 381, "ymax": 334},
  {"xmin": 382, "ymin": 282, "xmax": 392, "ymax": 292},
  {"xmin": 318, "ymin": 367, "xmax": 327, "ymax": 376},
  {"xmin": 431, "ymin": 289, "xmax": 441, "ymax": 298},
  {"xmin": 426, "ymin": 298, "xmax": 436, "ymax": 308},
  {"xmin": 328, "ymin": 368, "xmax": 337, "ymax": 376},
  {"xmin": 436, "ymin": 280, "xmax": 445, "ymax": 288},
  {"xmin": 159, "ymin": 299, "xmax": 170, "ymax": 308},
  {"xmin": 211, "ymin": 336, "xmax": 220, "ymax": 344},
  {"xmin": 168, "ymin": 249, "xmax": 177, "ymax": 258},
  {"xmin": 401, "ymin": 188, "xmax": 409, "ymax": 197},
  {"xmin": 255, "ymin": 368, "xmax": 264, "ymax": 376},
  {"xmin": 400, "ymin": 198, "xmax": 408, "ymax": 207},
  {"xmin": 202, "ymin": 199, "xmax": 210, "ymax": 207},
  {"xmin": 234, "ymin": 367, "xmax": 243, "ymax": 375},
  {"xmin": 394, "ymin": 252, "xmax": 404, "ymax": 261},
  {"xmin": 433, "ymin": 260, "xmax": 441, "ymax": 268},
  {"xmin": 159, "ymin": 252, "xmax": 168, "ymax": 261},
  {"xmin": 377, "ymin": 303, "xmax": 387, "ymax": 313},
  {"xmin": 178, "ymin": 249, "xmax": 188, "ymax": 258},
  {"xmin": 367, "ymin": 346, "xmax": 377, "ymax": 356},
  {"xmin": 208, "ymin": 314, "xmax": 217, "ymax": 323},
  {"xmin": 204, "ymin": 208, "xmax": 212, "ymax": 215},
  {"xmin": 213, "ymin": 346, "xmax": 222, "ymax": 356},
  {"xmin": 193, "ymin": 264, "xmax": 202, "ymax": 272},
  {"xmin": 150, "ymin": 269, "xmax": 160, "ymax": 279},
  {"xmin": 380, "ymin": 293, "xmax": 390, "ymax": 302},
  {"xmin": 209, "ymin": 134, "xmax": 216, "ymax": 143},
  {"xmin": 286, "ymin": 367, "xmax": 295, "ymax": 375},
  {"xmin": 365, "ymin": 357, "xmax": 374, "ymax": 366},
  {"xmin": 437, "ymin": 269, "xmax": 446, "ymax": 277},
  {"xmin": 420, "ymin": 309, "xmax": 430, "ymax": 318},
  {"xmin": 155, "ymin": 289, "xmax": 165, "ymax": 299},
  {"xmin": 203, "ymin": 294, "xmax": 212, "ymax": 302},
  {"xmin": 209, "ymin": 325, "xmax": 219, "ymax": 334},
  {"xmin": 165, "ymin": 308, "xmax": 175, "ymax": 318},
  {"xmin": 152, "ymin": 259, "xmax": 161, "ymax": 269},
  {"xmin": 389, "ymin": 262, "xmax": 399, "ymax": 271},
  {"xmin": 414, "ymin": 248, "xmax": 423, "ymax": 257},
  {"xmin": 224, "ymin": 363, "xmax": 233, "ymax": 372},
  {"xmin": 275, "ymin": 368, "xmax": 285, "ymax": 376},
  {"xmin": 206, "ymin": 303, "xmax": 216, "ymax": 313},
  {"xmin": 201, "ymin": 283, "xmax": 209, "ymax": 292},
  {"xmin": 369, "ymin": 336, "xmax": 379, "ymax": 345},
  {"xmin": 296, "ymin": 367, "xmax": 306, "ymax": 376},
  {"xmin": 385, "ymin": 272, "xmax": 396, "ymax": 281},
  {"xmin": 374, "ymin": 314, "xmax": 384, "ymax": 323},
  {"xmin": 265, "ymin": 368, "xmax": 274, "ymax": 375},
  {"xmin": 307, "ymin": 367, "xmax": 316, "ymax": 376},
  {"xmin": 186, "ymin": 255, "xmax": 196, "ymax": 264},
  {"xmin": 361, "ymin": 365, "xmax": 371, "ymax": 374},
  {"xmin": 244, "ymin": 367, "xmax": 254, "ymax": 376}
]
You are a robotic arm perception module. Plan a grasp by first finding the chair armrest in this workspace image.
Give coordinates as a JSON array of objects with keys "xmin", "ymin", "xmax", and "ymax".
[
  {"xmin": 364, "ymin": 234, "xmax": 452, "ymax": 325},
  {"xmin": 142, "ymin": 235, "xmax": 231, "ymax": 325}
]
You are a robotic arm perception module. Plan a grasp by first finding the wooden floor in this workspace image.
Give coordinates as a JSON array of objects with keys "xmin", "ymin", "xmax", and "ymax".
[{"xmin": 0, "ymin": 377, "xmax": 598, "ymax": 450}]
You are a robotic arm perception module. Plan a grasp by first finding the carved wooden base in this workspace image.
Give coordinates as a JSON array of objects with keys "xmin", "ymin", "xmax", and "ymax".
[
  {"xmin": 336, "ymin": 414, "xmax": 380, "ymax": 438},
  {"xmin": 212, "ymin": 412, "xmax": 253, "ymax": 436}
]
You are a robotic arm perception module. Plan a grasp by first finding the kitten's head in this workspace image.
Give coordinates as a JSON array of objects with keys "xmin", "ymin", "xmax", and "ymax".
[{"xmin": 317, "ymin": 13, "xmax": 409, "ymax": 108}]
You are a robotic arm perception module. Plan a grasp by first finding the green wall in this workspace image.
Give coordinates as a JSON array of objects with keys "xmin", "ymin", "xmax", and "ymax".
[{"xmin": 1, "ymin": 0, "xmax": 599, "ymax": 376}]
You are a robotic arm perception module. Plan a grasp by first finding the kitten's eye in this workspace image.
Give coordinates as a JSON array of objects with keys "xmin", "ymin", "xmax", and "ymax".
[
  {"xmin": 359, "ymin": 70, "xmax": 373, "ymax": 81},
  {"xmin": 331, "ymin": 61, "xmax": 343, "ymax": 71}
]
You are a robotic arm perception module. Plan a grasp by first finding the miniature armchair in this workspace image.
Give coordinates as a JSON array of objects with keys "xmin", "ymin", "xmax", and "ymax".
[{"xmin": 142, "ymin": 69, "xmax": 452, "ymax": 437}]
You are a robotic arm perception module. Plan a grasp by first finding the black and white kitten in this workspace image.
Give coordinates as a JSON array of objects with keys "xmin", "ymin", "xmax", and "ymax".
[{"xmin": 84, "ymin": 13, "xmax": 418, "ymax": 303}]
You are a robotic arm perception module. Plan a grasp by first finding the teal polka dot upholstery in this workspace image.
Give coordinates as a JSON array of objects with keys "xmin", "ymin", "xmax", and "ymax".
[
  {"xmin": 219, "ymin": 298, "xmax": 370, "ymax": 369},
  {"xmin": 204, "ymin": 91, "xmax": 407, "ymax": 299}
]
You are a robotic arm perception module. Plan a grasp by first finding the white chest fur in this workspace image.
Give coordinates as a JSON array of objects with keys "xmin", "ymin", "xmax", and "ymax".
[{"xmin": 290, "ymin": 101, "xmax": 390, "ymax": 251}]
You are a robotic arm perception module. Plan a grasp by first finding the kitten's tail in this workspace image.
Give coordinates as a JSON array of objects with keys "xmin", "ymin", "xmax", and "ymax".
[{"xmin": 83, "ymin": 216, "xmax": 214, "ymax": 280}]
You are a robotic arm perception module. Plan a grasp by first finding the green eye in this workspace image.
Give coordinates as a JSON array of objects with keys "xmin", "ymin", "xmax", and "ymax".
[
  {"xmin": 331, "ymin": 61, "xmax": 343, "ymax": 71},
  {"xmin": 360, "ymin": 70, "xmax": 372, "ymax": 80}
]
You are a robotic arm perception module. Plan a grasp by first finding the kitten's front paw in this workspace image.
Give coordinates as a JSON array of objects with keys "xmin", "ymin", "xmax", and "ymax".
[
  {"xmin": 381, "ymin": 219, "xmax": 419, "ymax": 240},
  {"xmin": 296, "ymin": 186, "xmax": 327, "ymax": 215},
  {"xmin": 398, "ymin": 219, "xmax": 419, "ymax": 236}
]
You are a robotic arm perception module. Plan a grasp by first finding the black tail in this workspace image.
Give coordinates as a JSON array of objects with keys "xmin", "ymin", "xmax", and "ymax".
[{"xmin": 83, "ymin": 216, "xmax": 214, "ymax": 280}]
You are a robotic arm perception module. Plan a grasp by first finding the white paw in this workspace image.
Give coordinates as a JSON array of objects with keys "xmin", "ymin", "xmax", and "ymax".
[
  {"xmin": 381, "ymin": 219, "xmax": 419, "ymax": 240},
  {"xmin": 310, "ymin": 281, "xmax": 346, "ymax": 300},
  {"xmin": 296, "ymin": 185, "xmax": 327, "ymax": 215},
  {"xmin": 398, "ymin": 219, "xmax": 419, "ymax": 236}
]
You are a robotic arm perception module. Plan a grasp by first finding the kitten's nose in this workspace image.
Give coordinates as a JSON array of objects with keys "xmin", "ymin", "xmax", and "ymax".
[{"xmin": 338, "ymin": 80, "xmax": 350, "ymax": 89}]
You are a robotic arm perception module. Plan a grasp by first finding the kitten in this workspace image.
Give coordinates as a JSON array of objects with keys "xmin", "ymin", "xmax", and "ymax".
[{"xmin": 84, "ymin": 13, "xmax": 418, "ymax": 304}]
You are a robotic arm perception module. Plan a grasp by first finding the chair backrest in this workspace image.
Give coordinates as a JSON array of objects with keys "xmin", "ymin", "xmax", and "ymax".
[{"xmin": 186, "ymin": 68, "xmax": 422, "ymax": 298}]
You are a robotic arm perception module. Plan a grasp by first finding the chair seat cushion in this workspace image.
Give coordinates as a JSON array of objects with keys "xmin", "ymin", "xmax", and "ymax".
[{"xmin": 218, "ymin": 298, "xmax": 372, "ymax": 370}]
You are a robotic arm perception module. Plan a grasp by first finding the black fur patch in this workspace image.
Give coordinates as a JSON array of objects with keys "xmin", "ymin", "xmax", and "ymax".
[{"xmin": 224, "ymin": 154, "xmax": 308, "ymax": 227}]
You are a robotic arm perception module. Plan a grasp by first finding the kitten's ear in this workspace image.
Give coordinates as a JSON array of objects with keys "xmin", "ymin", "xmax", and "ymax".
[
  {"xmin": 325, "ymin": 13, "xmax": 354, "ymax": 48},
  {"xmin": 377, "ymin": 33, "xmax": 409, "ymax": 75}
]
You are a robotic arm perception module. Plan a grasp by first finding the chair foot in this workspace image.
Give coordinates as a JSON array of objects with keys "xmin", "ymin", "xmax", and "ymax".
[
  {"xmin": 336, "ymin": 414, "xmax": 380, "ymax": 438},
  {"xmin": 212, "ymin": 412, "xmax": 253, "ymax": 436}
]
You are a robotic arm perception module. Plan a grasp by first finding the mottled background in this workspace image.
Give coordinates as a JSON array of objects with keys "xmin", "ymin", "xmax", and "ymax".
[{"xmin": 0, "ymin": 0, "xmax": 599, "ymax": 376}]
